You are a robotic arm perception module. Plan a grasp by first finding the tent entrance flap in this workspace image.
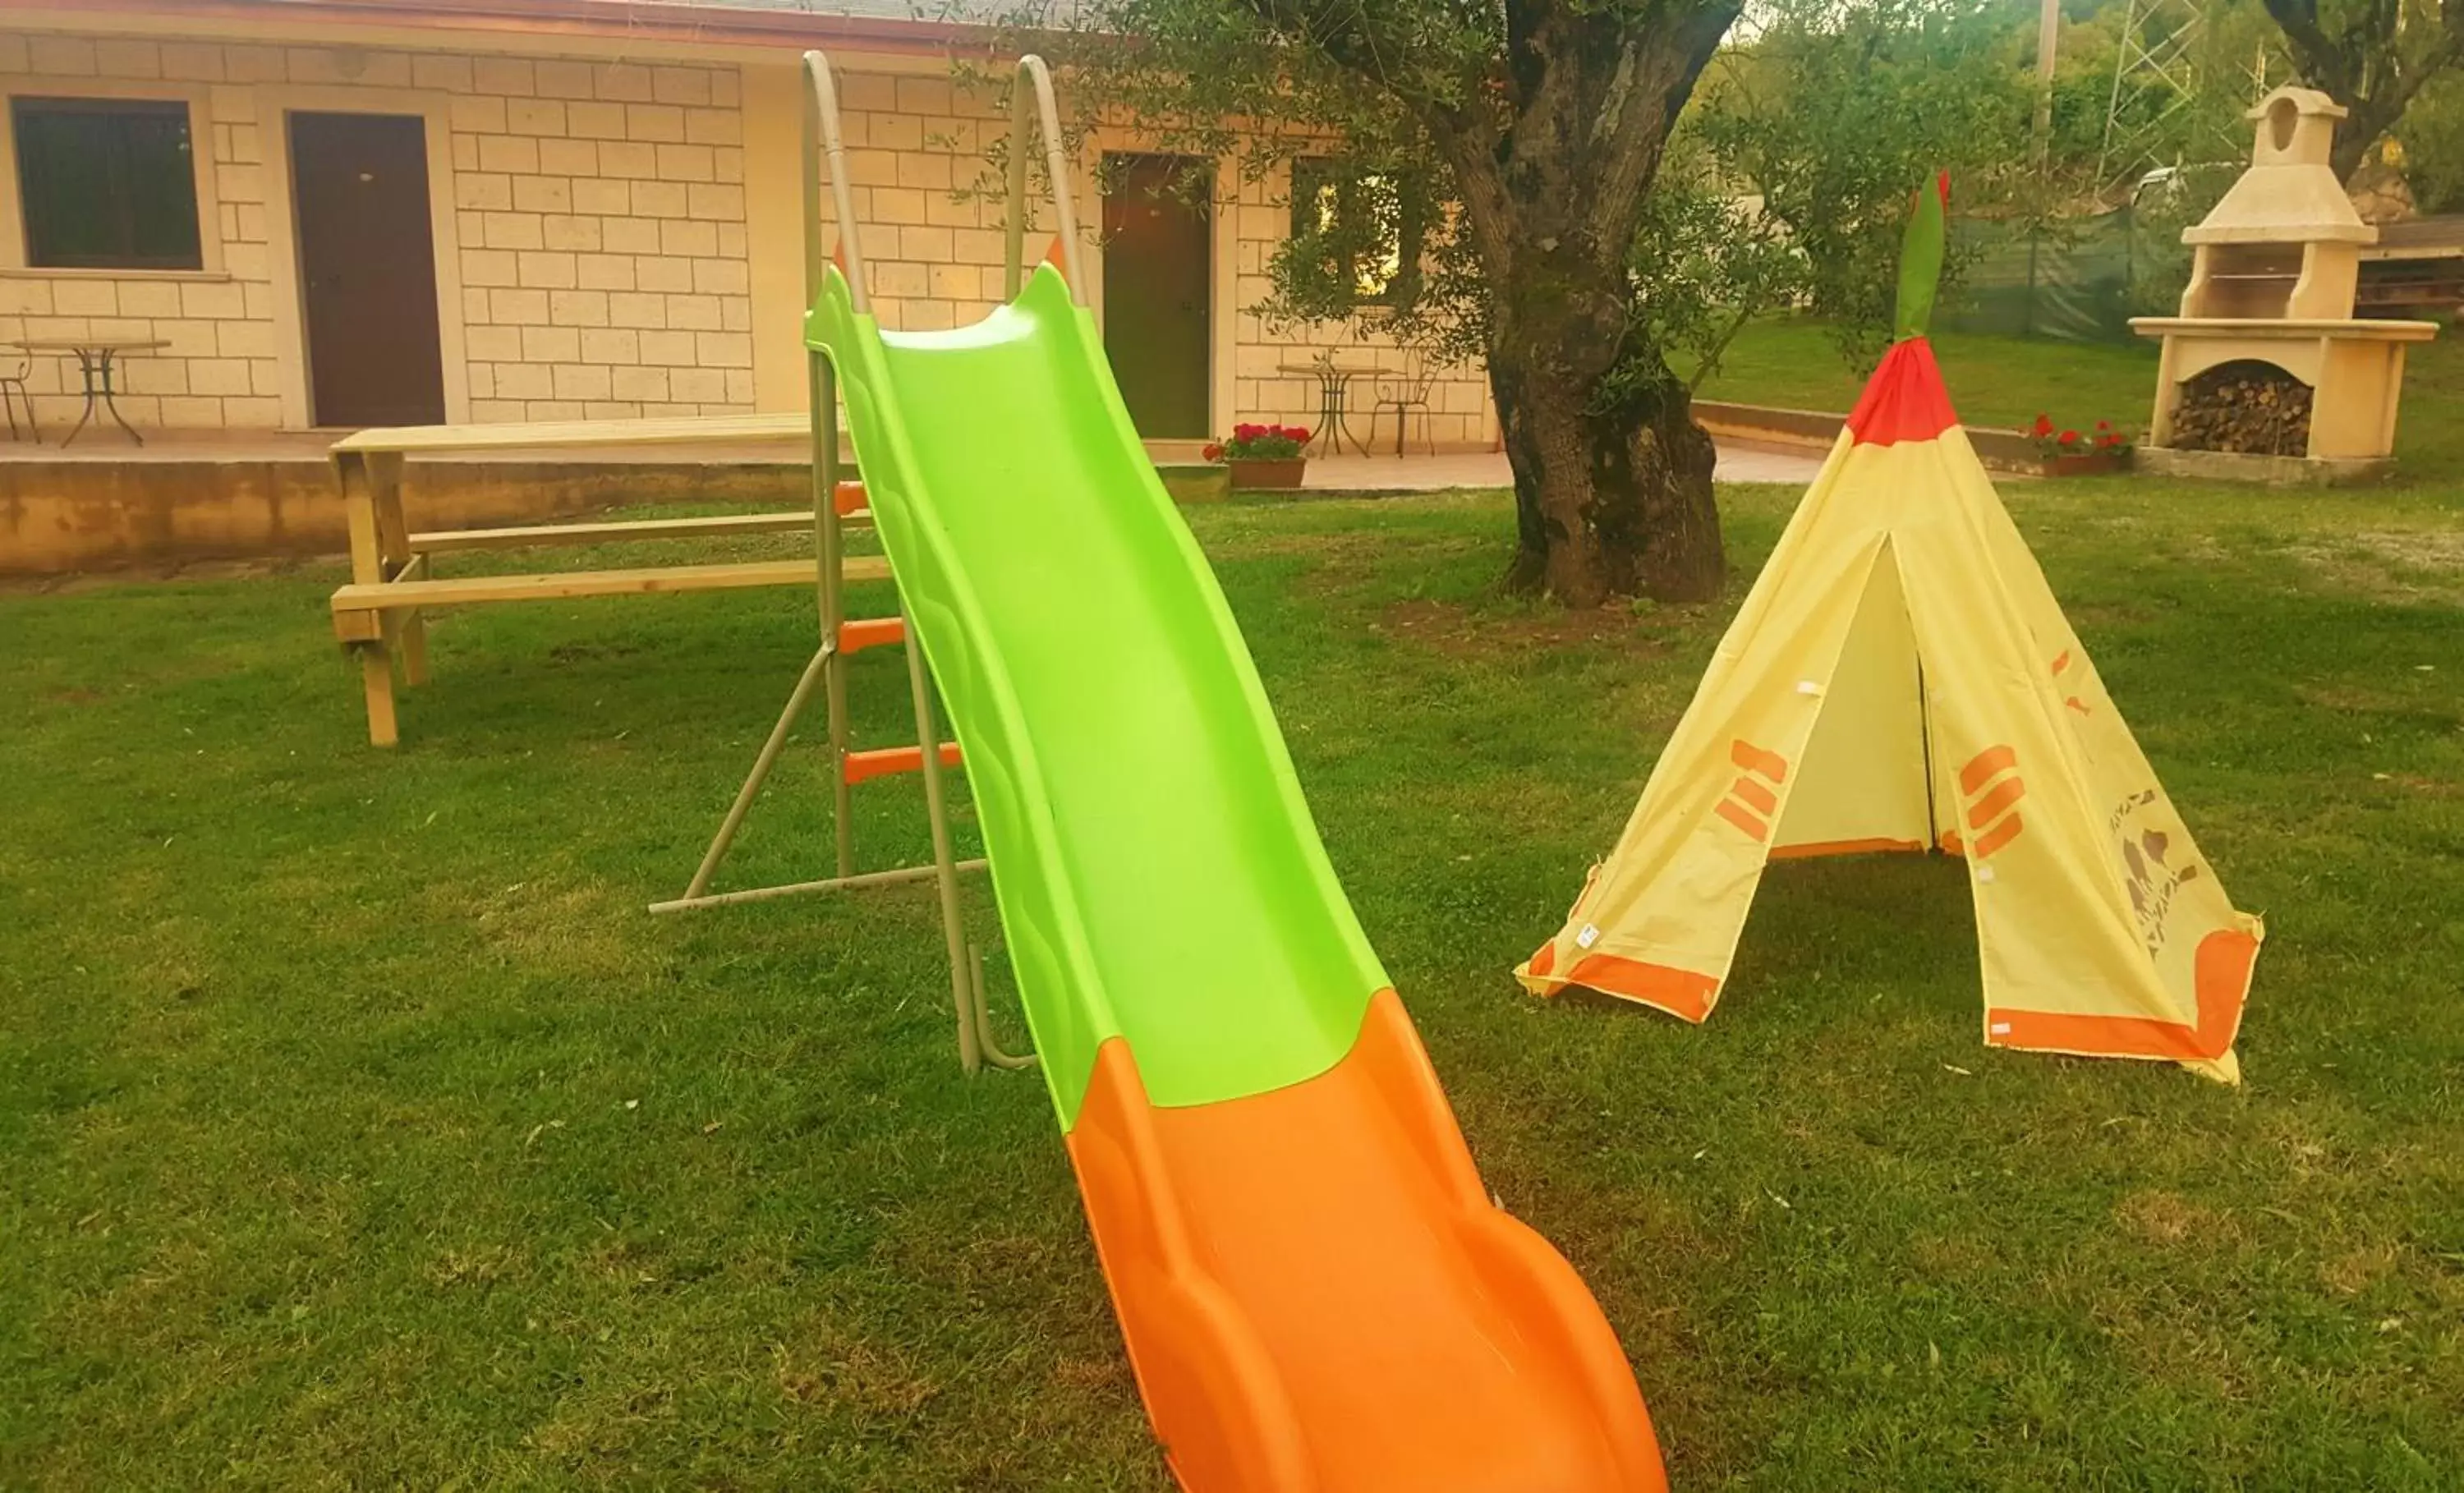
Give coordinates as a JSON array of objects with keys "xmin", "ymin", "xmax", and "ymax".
[{"xmin": 1771, "ymin": 539, "xmax": 1937, "ymax": 858}]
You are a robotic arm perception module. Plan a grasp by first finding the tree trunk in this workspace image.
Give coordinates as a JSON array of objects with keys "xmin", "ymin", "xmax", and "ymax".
[
  {"xmin": 1491, "ymin": 307, "xmax": 1723, "ymax": 608},
  {"xmin": 2331, "ymin": 108, "xmax": 2387, "ymax": 185}
]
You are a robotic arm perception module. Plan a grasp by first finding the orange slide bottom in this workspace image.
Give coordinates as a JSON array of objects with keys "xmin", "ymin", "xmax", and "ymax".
[{"xmin": 1064, "ymin": 990, "xmax": 1668, "ymax": 1492}]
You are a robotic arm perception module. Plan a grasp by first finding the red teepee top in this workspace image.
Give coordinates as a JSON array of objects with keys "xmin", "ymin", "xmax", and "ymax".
[{"xmin": 1845, "ymin": 338, "xmax": 1959, "ymax": 448}]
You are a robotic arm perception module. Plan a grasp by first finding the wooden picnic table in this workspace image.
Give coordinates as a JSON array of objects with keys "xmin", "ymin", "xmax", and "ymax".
[
  {"xmin": 11, "ymin": 336, "xmax": 172, "ymax": 448},
  {"xmin": 329, "ymin": 413, "xmax": 876, "ymax": 746}
]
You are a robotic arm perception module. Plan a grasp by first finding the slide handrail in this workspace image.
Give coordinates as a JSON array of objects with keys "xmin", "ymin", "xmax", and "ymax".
[
  {"xmin": 1006, "ymin": 55, "xmax": 1087, "ymax": 304},
  {"xmin": 802, "ymin": 48, "xmax": 1083, "ymax": 313},
  {"xmin": 800, "ymin": 50, "xmax": 870, "ymax": 314}
]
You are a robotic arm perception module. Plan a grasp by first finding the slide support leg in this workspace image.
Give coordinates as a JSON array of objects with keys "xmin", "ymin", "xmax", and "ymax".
[{"xmin": 903, "ymin": 605, "xmax": 981, "ymax": 1074}]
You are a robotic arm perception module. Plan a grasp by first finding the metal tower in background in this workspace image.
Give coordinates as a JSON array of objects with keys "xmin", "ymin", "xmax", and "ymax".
[{"xmin": 2097, "ymin": 0, "xmax": 2236, "ymax": 186}]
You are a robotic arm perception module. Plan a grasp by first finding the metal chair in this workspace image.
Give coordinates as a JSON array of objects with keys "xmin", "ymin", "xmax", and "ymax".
[
  {"xmin": 0, "ymin": 354, "xmax": 36, "ymax": 443},
  {"xmin": 1368, "ymin": 351, "xmax": 1439, "ymax": 456}
]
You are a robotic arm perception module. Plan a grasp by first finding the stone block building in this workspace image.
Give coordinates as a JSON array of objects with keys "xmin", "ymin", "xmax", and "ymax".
[{"xmin": 0, "ymin": 0, "xmax": 1497, "ymax": 448}]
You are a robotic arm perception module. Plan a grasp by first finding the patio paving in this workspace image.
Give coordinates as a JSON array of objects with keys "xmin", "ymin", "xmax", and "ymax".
[
  {"xmin": 1304, "ymin": 439, "xmax": 1825, "ymax": 492},
  {"xmin": 0, "ymin": 428, "xmax": 1830, "ymax": 485}
]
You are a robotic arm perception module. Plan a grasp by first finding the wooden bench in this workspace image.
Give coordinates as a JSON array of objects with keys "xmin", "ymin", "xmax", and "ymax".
[{"xmin": 329, "ymin": 415, "xmax": 878, "ymax": 746}]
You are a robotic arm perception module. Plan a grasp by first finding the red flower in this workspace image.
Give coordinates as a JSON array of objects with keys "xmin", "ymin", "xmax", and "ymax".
[
  {"xmin": 1233, "ymin": 423, "xmax": 1264, "ymax": 441},
  {"xmin": 1202, "ymin": 443, "xmax": 1224, "ymax": 462},
  {"xmin": 2095, "ymin": 419, "xmax": 2112, "ymax": 431},
  {"xmin": 1285, "ymin": 426, "xmax": 1311, "ymax": 443},
  {"xmin": 2032, "ymin": 413, "xmax": 2054, "ymax": 438},
  {"xmin": 2058, "ymin": 429, "xmax": 2080, "ymax": 446},
  {"xmin": 2099, "ymin": 432, "xmax": 2123, "ymax": 448}
]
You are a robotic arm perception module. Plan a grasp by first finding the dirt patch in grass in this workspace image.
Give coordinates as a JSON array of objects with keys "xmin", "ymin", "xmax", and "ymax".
[
  {"xmin": 1373, "ymin": 598, "xmax": 1676, "ymax": 659},
  {"xmin": 2386, "ymin": 772, "xmax": 2461, "ymax": 798},
  {"xmin": 771, "ymin": 1326, "xmax": 941, "ymax": 1419},
  {"xmin": 2116, "ymin": 1188, "xmax": 2237, "ymax": 1248},
  {"xmin": 2287, "ymin": 529, "xmax": 2464, "ymax": 604},
  {"xmin": 1048, "ymin": 1355, "xmax": 1132, "ymax": 1393},
  {"xmin": 2320, "ymin": 1240, "xmax": 2407, "ymax": 1297}
]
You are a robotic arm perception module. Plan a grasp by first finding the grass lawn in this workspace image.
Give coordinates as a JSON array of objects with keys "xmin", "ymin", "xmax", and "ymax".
[
  {"xmin": 1692, "ymin": 318, "xmax": 2464, "ymax": 479},
  {"xmin": 4, "ymin": 476, "xmax": 2462, "ymax": 1490}
]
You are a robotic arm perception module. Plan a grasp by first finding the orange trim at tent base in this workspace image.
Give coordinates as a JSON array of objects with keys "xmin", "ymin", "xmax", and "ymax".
[
  {"xmin": 1064, "ymin": 990, "xmax": 1668, "ymax": 1491},
  {"xmin": 843, "ymin": 742, "xmax": 963, "ymax": 784},
  {"xmin": 1987, "ymin": 926, "xmax": 2259, "ymax": 1062},
  {"xmin": 1525, "ymin": 942, "xmax": 1719, "ymax": 1023}
]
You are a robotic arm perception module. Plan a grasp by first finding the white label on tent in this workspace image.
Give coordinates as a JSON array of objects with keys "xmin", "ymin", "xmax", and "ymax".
[
  {"xmin": 1990, "ymin": 1021, "xmax": 2012, "ymax": 1036},
  {"xmin": 1576, "ymin": 923, "xmax": 1600, "ymax": 949},
  {"xmin": 1796, "ymin": 680, "xmax": 1822, "ymax": 696},
  {"xmin": 1976, "ymin": 865, "xmax": 1997, "ymax": 884}
]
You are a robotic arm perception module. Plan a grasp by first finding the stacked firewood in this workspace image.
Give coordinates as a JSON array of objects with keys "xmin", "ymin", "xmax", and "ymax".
[{"xmin": 2170, "ymin": 361, "xmax": 2314, "ymax": 456}]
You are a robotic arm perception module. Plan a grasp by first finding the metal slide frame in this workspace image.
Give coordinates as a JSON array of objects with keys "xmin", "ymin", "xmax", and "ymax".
[{"xmin": 652, "ymin": 53, "xmax": 1082, "ymax": 1076}]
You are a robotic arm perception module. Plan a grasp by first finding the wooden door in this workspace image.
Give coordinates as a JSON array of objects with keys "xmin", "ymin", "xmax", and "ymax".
[
  {"xmin": 290, "ymin": 112, "xmax": 446, "ymax": 427},
  {"xmin": 1102, "ymin": 154, "xmax": 1211, "ymax": 439}
]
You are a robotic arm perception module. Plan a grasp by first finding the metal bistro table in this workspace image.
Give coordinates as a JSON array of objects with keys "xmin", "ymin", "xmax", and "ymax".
[
  {"xmin": 11, "ymin": 337, "xmax": 171, "ymax": 447},
  {"xmin": 1277, "ymin": 359, "xmax": 1380, "ymax": 456}
]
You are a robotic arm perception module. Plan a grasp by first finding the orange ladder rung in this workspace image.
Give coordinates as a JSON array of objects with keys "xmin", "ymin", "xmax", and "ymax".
[
  {"xmin": 839, "ymin": 616, "xmax": 907, "ymax": 654},
  {"xmin": 844, "ymin": 742, "xmax": 962, "ymax": 786}
]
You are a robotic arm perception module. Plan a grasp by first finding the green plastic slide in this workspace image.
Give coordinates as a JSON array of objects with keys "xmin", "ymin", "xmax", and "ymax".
[
  {"xmin": 807, "ymin": 262, "xmax": 1388, "ymax": 1127},
  {"xmin": 806, "ymin": 263, "xmax": 1666, "ymax": 1491}
]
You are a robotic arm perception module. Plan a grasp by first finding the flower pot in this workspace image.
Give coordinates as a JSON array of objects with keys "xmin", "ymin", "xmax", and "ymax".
[
  {"xmin": 1228, "ymin": 457, "xmax": 1308, "ymax": 490},
  {"xmin": 2037, "ymin": 452, "xmax": 2129, "ymax": 477}
]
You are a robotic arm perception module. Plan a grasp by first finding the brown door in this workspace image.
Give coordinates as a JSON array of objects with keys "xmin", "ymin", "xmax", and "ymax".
[
  {"xmin": 1102, "ymin": 154, "xmax": 1211, "ymax": 439},
  {"xmin": 290, "ymin": 112, "xmax": 446, "ymax": 427}
]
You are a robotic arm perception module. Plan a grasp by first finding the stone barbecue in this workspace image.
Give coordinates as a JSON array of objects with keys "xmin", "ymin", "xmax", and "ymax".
[{"xmin": 2131, "ymin": 86, "xmax": 2437, "ymax": 475}]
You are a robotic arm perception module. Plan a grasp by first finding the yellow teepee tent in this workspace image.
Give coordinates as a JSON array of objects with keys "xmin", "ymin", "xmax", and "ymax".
[{"xmin": 1518, "ymin": 180, "xmax": 2262, "ymax": 1082}]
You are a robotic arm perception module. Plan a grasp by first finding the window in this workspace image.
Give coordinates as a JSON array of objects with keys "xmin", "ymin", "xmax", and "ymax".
[
  {"xmin": 1289, "ymin": 158, "xmax": 1425, "ymax": 307},
  {"xmin": 13, "ymin": 97, "xmax": 203, "ymax": 271}
]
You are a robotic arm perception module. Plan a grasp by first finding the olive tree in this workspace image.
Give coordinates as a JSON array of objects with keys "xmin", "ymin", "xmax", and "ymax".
[
  {"xmin": 1023, "ymin": 0, "xmax": 1744, "ymax": 606},
  {"xmin": 2264, "ymin": 0, "xmax": 2464, "ymax": 180}
]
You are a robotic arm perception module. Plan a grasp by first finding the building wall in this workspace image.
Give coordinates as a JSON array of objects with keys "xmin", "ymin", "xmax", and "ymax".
[
  {"xmin": 1230, "ymin": 163, "xmax": 1492, "ymax": 453},
  {"xmin": 0, "ymin": 21, "xmax": 1493, "ymax": 448},
  {"xmin": 775, "ymin": 65, "xmax": 1495, "ymax": 451},
  {"xmin": 442, "ymin": 53, "xmax": 752, "ymax": 422},
  {"xmin": 0, "ymin": 29, "xmax": 753, "ymax": 429}
]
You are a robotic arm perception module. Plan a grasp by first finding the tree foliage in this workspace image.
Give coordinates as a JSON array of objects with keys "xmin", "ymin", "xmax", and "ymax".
[
  {"xmin": 1683, "ymin": 0, "xmax": 2035, "ymax": 371},
  {"xmin": 2395, "ymin": 66, "xmax": 2464, "ymax": 209},
  {"xmin": 2264, "ymin": 0, "xmax": 2464, "ymax": 178},
  {"xmin": 1005, "ymin": 0, "xmax": 1744, "ymax": 606}
]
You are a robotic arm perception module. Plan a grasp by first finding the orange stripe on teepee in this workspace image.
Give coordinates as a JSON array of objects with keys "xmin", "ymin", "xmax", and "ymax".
[
  {"xmin": 1966, "ymin": 776, "xmax": 2026, "ymax": 829},
  {"xmin": 1730, "ymin": 775, "xmax": 1779, "ymax": 815},
  {"xmin": 1713, "ymin": 800, "xmax": 1771, "ymax": 842},
  {"xmin": 1969, "ymin": 814, "xmax": 2024, "ymax": 859},
  {"xmin": 1730, "ymin": 739, "xmax": 1788, "ymax": 782},
  {"xmin": 1959, "ymin": 745, "xmax": 2018, "ymax": 794}
]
